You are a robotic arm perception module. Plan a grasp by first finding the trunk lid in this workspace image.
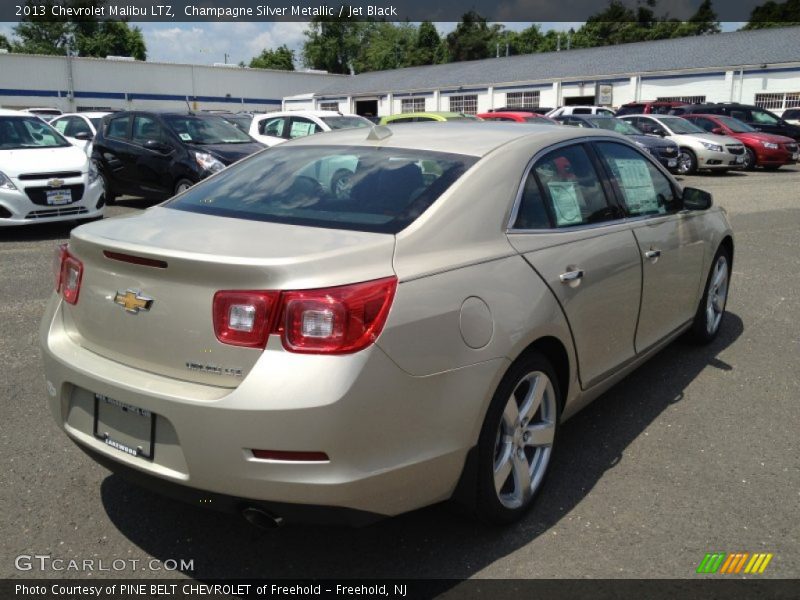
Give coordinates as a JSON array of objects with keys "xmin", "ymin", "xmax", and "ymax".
[{"xmin": 63, "ymin": 207, "xmax": 395, "ymax": 387}]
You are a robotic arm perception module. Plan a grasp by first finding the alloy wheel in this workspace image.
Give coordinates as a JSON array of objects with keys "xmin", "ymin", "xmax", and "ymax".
[
  {"xmin": 705, "ymin": 255, "xmax": 729, "ymax": 335},
  {"xmin": 493, "ymin": 371, "xmax": 556, "ymax": 509}
]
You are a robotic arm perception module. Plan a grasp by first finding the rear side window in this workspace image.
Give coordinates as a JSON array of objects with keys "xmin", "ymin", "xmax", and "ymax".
[
  {"xmin": 106, "ymin": 115, "xmax": 130, "ymax": 139},
  {"xmin": 594, "ymin": 141, "xmax": 679, "ymax": 217},
  {"xmin": 166, "ymin": 145, "xmax": 477, "ymax": 234},
  {"xmin": 260, "ymin": 117, "xmax": 286, "ymax": 137},
  {"xmin": 515, "ymin": 144, "xmax": 619, "ymax": 229}
]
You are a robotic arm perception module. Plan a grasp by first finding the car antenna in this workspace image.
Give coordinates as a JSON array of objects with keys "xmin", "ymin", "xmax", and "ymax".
[{"xmin": 367, "ymin": 125, "xmax": 392, "ymax": 141}]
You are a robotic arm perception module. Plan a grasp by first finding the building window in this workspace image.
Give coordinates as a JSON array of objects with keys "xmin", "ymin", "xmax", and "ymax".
[
  {"xmin": 505, "ymin": 91, "xmax": 540, "ymax": 109},
  {"xmin": 401, "ymin": 97, "xmax": 426, "ymax": 113},
  {"xmin": 319, "ymin": 101, "xmax": 339, "ymax": 111},
  {"xmin": 656, "ymin": 95, "xmax": 706, "ymax": 104},
  {"xmin": 448, "ymin": 94, "xmax": 478, "ymax": 115},
  {"xmin": 755, "ymin": 92, "xmax": 800, "ymax": 110}
]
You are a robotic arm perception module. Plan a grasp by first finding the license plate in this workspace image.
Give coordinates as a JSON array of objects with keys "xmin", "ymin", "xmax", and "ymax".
[
  {"xmin": 93, "ymin": 394, "xmax": 156, "ymax": 460},
  {"xmin": 735, "ymin": 155, "xmax": 744, "ymax": 164},
  {"xmin": 668, "ymin": 159, "xmax": 677, "ymax": 168},
  {"xmin": 45, "ymin": 189, "xmax": 72, "ymax": 205}
]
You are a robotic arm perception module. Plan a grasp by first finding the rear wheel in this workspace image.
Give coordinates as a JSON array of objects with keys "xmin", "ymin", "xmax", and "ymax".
[
  {"xmin": 688, "ymin": 246, "xmax": 731, "ymax": 344},
  {"xmin": 475, "ymin": 352, "xmax": 561, "ymax": 524},
  {"xmin": 676, "ymin": 148, "xmax": 697, "ymax": 175}
]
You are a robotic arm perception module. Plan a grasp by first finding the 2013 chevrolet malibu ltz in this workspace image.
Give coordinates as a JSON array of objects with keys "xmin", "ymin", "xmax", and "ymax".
[{"xmin": 40, "ymin": 123, "xmax": 733, "ymax": 526}]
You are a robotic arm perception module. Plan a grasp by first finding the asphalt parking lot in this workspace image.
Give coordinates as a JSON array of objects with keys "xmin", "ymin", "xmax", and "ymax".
[{"xmin": 1, "ymin": 168, "xmax": 798, "ymax": 582}]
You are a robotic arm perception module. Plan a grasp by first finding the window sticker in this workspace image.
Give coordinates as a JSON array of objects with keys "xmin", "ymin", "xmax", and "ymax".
[
  {"xmin": 290, "ymin": 121, "xmax": 314, "ymax": 138},
  {"xmin": 546, "ymin": 181, "xmax": 582, "ymax": 226},
  {"xmin": 610, "ymin": 158, "xmax": 660, "ymax": 214},
  {"xmin": 179, "ymin": 133, "xmax": 192, "ymax": 141}
]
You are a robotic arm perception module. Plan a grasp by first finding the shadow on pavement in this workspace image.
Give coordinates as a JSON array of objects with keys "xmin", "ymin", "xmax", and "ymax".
[{"xmin": 100, "ymin": 313, "xmax": 744, "ymax": 580}]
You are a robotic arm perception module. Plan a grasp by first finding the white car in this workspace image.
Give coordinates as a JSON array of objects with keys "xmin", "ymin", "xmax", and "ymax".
[
  {"xmin": 50, "ymin": 112, "xmax": 111, "ymax": 153},
  {"xmin": 620, "ymin": 115, "xmax": 747, "ymax": 175},
  {"xmin": 0, "ymin": 109, "xmax": 104, "ymax": 226},
  {"xmin": 249, "ymin": 110, "xmax": 372, "ymax": 147},
  {"xmin": 546, "ymin": 106, "xmax": 616, "ymax": 118}
]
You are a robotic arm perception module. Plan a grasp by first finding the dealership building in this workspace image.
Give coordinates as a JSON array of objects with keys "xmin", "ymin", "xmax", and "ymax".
[
  {"xmin": 1, "ymin": 26, "xmax": 799, "ymax": 117},
  {"xmin": 287, "ymin": 26, "xmax": 800, "ymax": 117}
]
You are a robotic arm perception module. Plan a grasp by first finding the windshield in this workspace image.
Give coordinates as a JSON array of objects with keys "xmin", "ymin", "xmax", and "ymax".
[
  {"xmin": 164, "ymin": 115, "xmax": 252, "ymax": 144},
  {"xmin": 319, "ymin": 116, "xmax": 371, "ymax": 130},
  {"xmin": 89, "ymin": 117, "xmax": 104, "ymax": 129},
  {"xmin": 0, "ymin": 116, "xmax": 71, "ymax": 150},
  {"xmin": 715, "ymin": 116, "xmax": 756, "ymax": 133},
  {"xmin": 751, "ymin": 109, "xmax": 780, "ymax": 125},
  {"xmin": 221, "ymin": 114, "xmax": 253, "ymax": 132},
  {"xmin": 587, "ymin": 117, "xmax": 642, "ymax": 135},
  {"xmin": 166, "ymin": 145, "xmax": 477, "ymax": 234},
  {"xmin": 659, "ymin": 117, "xmax": 705, "ymax": 135}
]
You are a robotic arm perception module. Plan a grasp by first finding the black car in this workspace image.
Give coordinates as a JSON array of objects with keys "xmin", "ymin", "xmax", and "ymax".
[
  {"xmin": 93, "ymin": 111, "xmax": 265, "ymax": 202},
  {"xmin": 679, "ymin": 103, "xmax": 800, "ymax": 141},
  {"xmin": 555, "ymin": 115, "xmax": 680, "ymax": 172}
]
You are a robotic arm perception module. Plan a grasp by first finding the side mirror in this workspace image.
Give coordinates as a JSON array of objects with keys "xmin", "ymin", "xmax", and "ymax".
[
  {"xmin": 73, "ymin": 131, "xmax": 93, "ymax": 141},
  {"xmin": 682, "ymin": 187, "xmax": 713, "ymax": 211},
  {"xmin": 143, "ymin": 140, "xmax": 172, "ymax": 154},
  {"xmin": 652, "ymin": 128, "xmax": 667, "ymax": 137},
  {"xmin": 711, "ymin": 127, "xmax": 725, "ymax": 135}
]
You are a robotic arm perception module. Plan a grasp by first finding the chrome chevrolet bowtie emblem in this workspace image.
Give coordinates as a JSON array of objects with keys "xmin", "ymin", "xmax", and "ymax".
[
  {"xmin": 113, "ymin": 290, "xmax": 153, "ymax": 314},
  {"xmin": 47, "ymin": 178, "xmax": 65, "ymax": 188}
]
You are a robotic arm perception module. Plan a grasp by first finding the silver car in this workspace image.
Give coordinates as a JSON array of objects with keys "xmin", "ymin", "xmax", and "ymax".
[
  {"xmin": 41, "ymin": 123, "xmax": 733, "ymax": 526},
  {"xmin": 620, "ymin": 114, "xmax": 746, "ymax": 175}
]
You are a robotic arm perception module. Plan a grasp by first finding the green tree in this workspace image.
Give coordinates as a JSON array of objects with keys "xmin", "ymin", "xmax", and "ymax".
[
  {"xmin": 302, "ymin": 18, "xmax": 364, "ymax": 74},
  {"xmin": 742, "ymin": 0, "xmax": 800, "ymax": 29},
  {"xmin": 0, "ymin": 34, "xmax": 12, "ymax": 51},
  {"xmin": 446, "ymin": 11, "xmax": 501, "ymax": 62},
  {"xmin": 249, "ymin": 44, "xmax": 295, "ymax": 70},
  {"xmin": 12, "ymin": 0, "xmax": 146, "ymax": 59},
  {"xmin": 412, "ymin": 21, "xmax": 443, "ymax": 65}
]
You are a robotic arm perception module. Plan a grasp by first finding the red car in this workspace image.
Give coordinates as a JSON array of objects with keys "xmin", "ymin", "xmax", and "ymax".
[
  {"xmin": 683, "ymin": 114, "xmax": 798, "ymax": 170},
  {"xmin": 477, "ymin": 111, "xmax": 558, "ymax": 125},
  {"xmin": 615, "ymin": 101, "xmax": 688, "ymax": 116}
]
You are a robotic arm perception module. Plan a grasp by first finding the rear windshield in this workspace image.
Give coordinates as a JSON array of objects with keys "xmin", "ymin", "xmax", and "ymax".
[{"xmin": 166, "ymin": 145, "xmax": 478, "ymax": 234}]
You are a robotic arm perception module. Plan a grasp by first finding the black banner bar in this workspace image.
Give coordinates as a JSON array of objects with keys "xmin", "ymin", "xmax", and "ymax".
[
  {"xmin": 0, "ymin": 0, "xmax": 781, "ymax": 23},
  {"xmin": 3, "ymin": 579, "xmax": 800, "ymax": 600}
]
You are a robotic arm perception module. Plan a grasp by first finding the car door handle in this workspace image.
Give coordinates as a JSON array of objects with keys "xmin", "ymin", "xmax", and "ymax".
[
  {"xmin": 645, "ymin": 249, "xmax": 661, "ymax": 259},
  {"xmin": 559, "ymin": 269, "xmax": 584, "ymax": 283}
]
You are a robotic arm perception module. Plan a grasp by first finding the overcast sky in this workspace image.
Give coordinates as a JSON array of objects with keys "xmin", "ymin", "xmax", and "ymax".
[{"xmin": 0, "ymin": 21, "xmax": 743, "ymax": 67}]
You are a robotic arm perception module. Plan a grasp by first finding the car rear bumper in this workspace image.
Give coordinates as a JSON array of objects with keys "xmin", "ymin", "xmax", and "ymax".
[
  {"xmin": 40, "ymin": 294, "xmax": 502, "ymax": 520},
  {"xmin": 0, "ymin": 176, "xmax": 104, "ymax": 226}
]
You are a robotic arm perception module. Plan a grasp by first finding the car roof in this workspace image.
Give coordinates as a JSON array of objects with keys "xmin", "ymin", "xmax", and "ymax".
[
  {"xmin": 282, "ymin": 121, "xmax": 625, "ymax": 157},
  {"xmin": 384, "ymin": 111, "xmax": 470, "ymax": 120},
  {"xmin": 254, "ymin": 110, "xmax": 345, "ymax": 118},
  {"xmin": 479, "ymin": 111, "xmax": 543, "ymax": 118},
  {"xmin": 53, "ymin": 112, "xmax": 111, "ymax": 119},
  {"xmin": 0, "ymin": 109, "xmax": 26, "ymax": 117}
]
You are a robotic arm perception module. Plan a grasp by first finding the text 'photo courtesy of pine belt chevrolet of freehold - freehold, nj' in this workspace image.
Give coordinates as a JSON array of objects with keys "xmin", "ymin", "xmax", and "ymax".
[{"xmin": 1, "ymin": 1, "xmax": 799, "ymax": 599}]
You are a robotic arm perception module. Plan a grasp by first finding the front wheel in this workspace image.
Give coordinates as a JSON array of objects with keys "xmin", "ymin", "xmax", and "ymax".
[
  {"xmin": 676, "ymin": 148, "xmax": 698, "ymax": 175},
  {"xmin": 174, "ymin": 178, "xmax": 193, "ymax": 195},
  {"xmin": 688, "ymin": 246, "xmax": 731, "ymax": 344},
  {"xmin": 743, "ymin": 147, "xmax": 757, "ymax": 170},
  {"xmin": 475, "ymin": 352, "xmax": 561, "ymax": 524}
]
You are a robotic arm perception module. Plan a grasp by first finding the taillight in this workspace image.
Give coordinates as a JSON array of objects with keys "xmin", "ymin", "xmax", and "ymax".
[
  {"xmin": 278, "ymin": 277, "xmax": 397, "ymax": 354},
  {"xmin": 212, "ymin": 277, "xmax": 397, "ymax": 354},
  {"xmin": 53, "ymin": 243, "xmax": 68, "ymax": 292},
  {"xmin": 213, "ymin": 291, "xmax": 280, "ymax": 348},
  {"xmin": 54, "ymin": 244, "xmax": 83, "ymax": 305}
]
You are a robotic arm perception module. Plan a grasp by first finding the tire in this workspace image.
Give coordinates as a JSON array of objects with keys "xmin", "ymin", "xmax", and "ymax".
[
  {"xmin": 743, "ymin": 147, "xmax": 757, "ymax": 170},
  {"xmin": 174, "ymin": 178, "xmax": 193, "ymax": 195},
  {"xmin": 330, "ymin": 169, "xmax": 353, "ymax": 200},
  {"xmin": 676, "ymin": 148, "xmax": 697, "ymax": 175},
  {"xmin": 102, "ymin": 175, "xmax": 117, "ymax": 205},
  {"xmin": 474, "ymin": 351, "xmax": 561, "ymax": 524},
  {"xmin": 688, "ymin": 246, "xmax": 731, "ymax": 344},
  {"xmin": 763, "ymin": 164, "xmax": 782, "ymax": 171}
]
